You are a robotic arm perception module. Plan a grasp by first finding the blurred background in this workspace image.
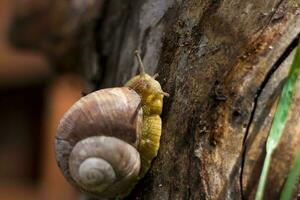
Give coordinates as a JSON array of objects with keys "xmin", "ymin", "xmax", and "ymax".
[{"xmin": 0, "ymin": 0, "xmax": 100, "ymax": 199}]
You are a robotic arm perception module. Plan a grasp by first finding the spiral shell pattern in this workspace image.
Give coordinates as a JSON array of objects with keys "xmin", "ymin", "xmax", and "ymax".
[
  {"xmin": 69, "ymin": 136, "xmax": 141, "ymax": 196},
  {"xmin": 55, "ymin": 87, "xmax": 143, "ymax": 197}
]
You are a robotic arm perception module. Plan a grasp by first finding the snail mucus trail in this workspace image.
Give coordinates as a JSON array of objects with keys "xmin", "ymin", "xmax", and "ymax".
[{"xmin": 55, "ymin": 50, "xmax": 168, "ymax": 198}]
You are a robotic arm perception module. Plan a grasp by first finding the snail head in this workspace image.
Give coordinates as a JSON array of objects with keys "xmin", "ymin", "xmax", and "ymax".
[{"xmin": 126, "ymin": 50, "xmax": 169, "ymax": 100}]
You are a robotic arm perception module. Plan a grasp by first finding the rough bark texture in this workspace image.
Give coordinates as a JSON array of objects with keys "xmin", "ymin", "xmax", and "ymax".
[
  {"xmin": 10, "ymin": 0, "xmax": 300, "ymax": 199},
  {"xmin": 97, "ymin": 1, "xmax": 300, "ymax": 199}
]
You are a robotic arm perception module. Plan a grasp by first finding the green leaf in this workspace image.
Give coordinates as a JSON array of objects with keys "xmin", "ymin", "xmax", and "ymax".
[
  {"xmin": 255, "ymin": 40, "xmax": 300, "ymax": 200},
  {"xmin": 280, "ymin": 151, "xmax": 300, "ymax": 200}
]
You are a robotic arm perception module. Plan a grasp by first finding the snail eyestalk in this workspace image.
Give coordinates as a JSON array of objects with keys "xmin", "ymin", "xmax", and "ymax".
[
  {"xmin": 134, "ymin": 50, "xmax": 146, "ymax": 77},
  {"xmin": 159, "ymin": 91, "xmax": 170, "ymax": 97},
  {"xmin": 152, "ymin": 73, "xmax": 159, "ymax": 79}
]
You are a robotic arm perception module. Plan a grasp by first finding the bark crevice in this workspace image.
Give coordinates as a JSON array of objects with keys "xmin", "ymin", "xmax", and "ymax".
[{"xmin": 240, "ymin": 31, "xmax": 300, "ymax": 199}]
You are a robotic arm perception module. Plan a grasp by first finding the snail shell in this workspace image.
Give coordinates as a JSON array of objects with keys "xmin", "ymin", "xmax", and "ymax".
[
  {"xmin": 55, "ymin": 50, "xmax": 169, "ymax": 198},
  {"xmin": 55, "ymin": 87, "xmax": 143, "ymax": 198}
]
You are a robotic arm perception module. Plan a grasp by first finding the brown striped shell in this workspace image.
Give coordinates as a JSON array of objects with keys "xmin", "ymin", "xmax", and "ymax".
[{"xmin": 55, "ymin": 87, "xmax": 143, "ymax": 198}]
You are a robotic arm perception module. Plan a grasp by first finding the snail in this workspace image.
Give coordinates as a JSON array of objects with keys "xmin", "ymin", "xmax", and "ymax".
[{"xmin": 54, "ymin": 50, "xmax": 168, "ymax": 198}]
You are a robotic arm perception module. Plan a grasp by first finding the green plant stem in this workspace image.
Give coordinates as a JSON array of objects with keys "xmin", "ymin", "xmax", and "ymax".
[{"xmin": 255, "ymin": 152, "xmax": 272, "ymax": 200}]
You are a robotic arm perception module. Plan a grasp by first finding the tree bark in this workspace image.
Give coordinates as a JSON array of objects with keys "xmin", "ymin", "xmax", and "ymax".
[
  {"xmin": 97, "ymin": 1, "xmax": 300, "ymax": 199},
  {"xmin": 10, "ymin": 0, "xmax": 300, "ymax": 199}
]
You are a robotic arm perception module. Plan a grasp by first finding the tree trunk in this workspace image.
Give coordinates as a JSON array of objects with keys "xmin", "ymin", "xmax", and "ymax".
[
  {"xmin": 97, "ymin": 1, "xmax": 300, "ymax": 199},
  {"xmin": 10, "ymin": 0, "xmax": 300, "ymax": 199}
]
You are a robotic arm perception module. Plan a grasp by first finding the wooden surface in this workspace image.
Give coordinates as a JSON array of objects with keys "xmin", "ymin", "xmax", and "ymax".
[
  {"xmin": 0, "ymin": 0, "xmax": 50, "ymax": 87},
  {"xmin": 97, "ymin": 1, "xmax": 300, "ymax": 199},
  {"xmin": 0, "ymin": 74, "xmax": 83, "ymax": 200},
  {"xmin": 0, "ymin": 1, "xmax": 85, "ymax": 199}
]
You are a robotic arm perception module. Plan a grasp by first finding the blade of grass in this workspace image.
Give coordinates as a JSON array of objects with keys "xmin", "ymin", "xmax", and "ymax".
[
  {"xmin": 255, "ymin": 39, "xmax": 300, "ymax": 200},
  {"xmin": 280, "ymin": 151, "xmax": 300, "ymax": 200}
]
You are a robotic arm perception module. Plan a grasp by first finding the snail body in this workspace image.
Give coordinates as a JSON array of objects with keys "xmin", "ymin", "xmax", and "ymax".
[{"xmin": 55, "ymin": 51, "xmax": 168, "ymax": 198}]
